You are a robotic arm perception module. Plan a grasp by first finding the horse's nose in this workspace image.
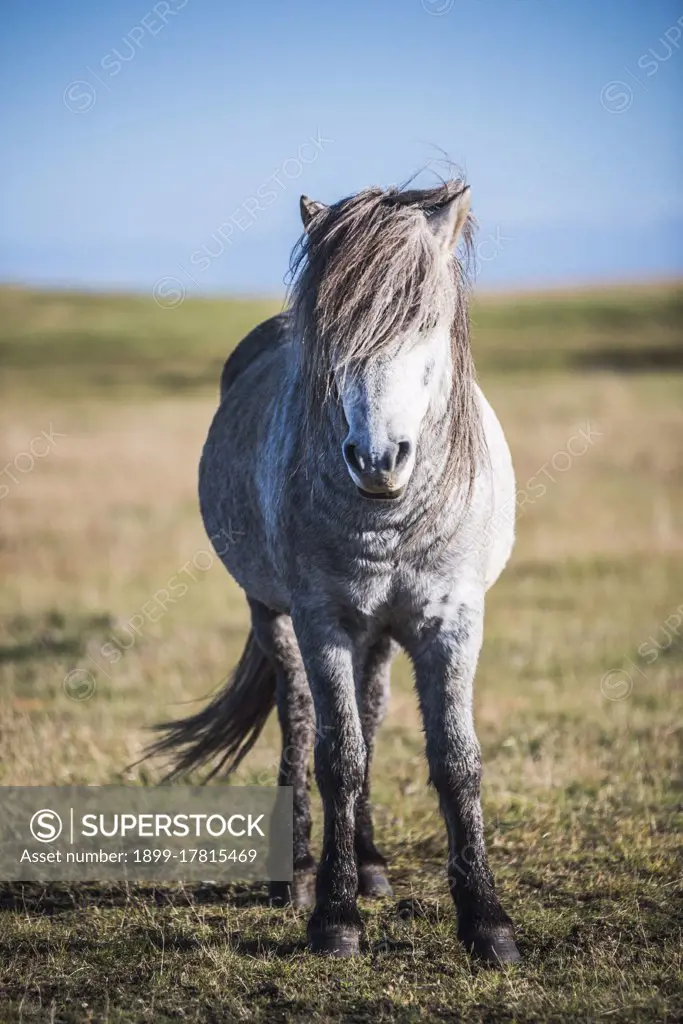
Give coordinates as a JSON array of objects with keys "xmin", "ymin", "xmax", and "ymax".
[{"xmin": 343, "ymin": 439, "xmax": 412, "ymax": 492}]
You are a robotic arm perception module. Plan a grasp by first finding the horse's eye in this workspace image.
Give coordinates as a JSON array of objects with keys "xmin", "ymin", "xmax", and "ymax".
[{"xmin": 423, "ymin": 362, "xmax": 433, "ymax": 386}]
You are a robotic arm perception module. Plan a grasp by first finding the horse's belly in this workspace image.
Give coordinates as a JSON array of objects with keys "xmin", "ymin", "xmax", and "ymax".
[
  {"xmin": 198, "ymin": 399, "xmax": 290, "ymax": 612},
  {"xmin": 476, "ymin": 386, "xmax": 516, "ymax": 590}
]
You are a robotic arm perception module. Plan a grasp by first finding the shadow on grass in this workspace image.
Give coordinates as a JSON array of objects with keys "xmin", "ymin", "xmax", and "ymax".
[
  {"xmin": 0, "ymin": 636, "xmax": 83, "ymax": 665},
  {"xmin": 0, "ymin": 610, "xmax": 117, "ymax": 666},
  {"xmin": 142, "ymin": 927, "xmax": 306, "ymax": 957},
  {"xmin": 0, "ymin": 883, "xmax": 308, "ymax": 961},
  {"xmin": 0, "ymin": 881, "xmax": 273, "ymax": 917},
  {"xmin": 572, "ymin": 344, "xmax": 683, "ymax": 373}
]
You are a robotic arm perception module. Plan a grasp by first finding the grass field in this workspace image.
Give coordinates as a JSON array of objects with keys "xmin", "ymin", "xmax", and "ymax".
[{"xmin": 0, "ymin": 282, "xmax": 681, "ymax": 1022}]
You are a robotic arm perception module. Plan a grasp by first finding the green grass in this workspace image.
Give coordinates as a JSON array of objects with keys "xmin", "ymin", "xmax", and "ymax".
[
  {"xmin": 0, "ymin": 282, "xmax": 681, "ymax": 1022},
  {"xmin": 1, "ymin": 282, "xmax": 681, "ymax": 396}
]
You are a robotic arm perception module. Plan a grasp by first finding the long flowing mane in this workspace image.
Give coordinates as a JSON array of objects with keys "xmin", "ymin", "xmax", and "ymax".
[{"xmin": 288, "ymin": 179, "xmax": 484, "ymax": 507}]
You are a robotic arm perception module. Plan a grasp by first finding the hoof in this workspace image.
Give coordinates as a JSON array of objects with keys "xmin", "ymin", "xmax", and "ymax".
[
  {"xmin": 461, "ymin": 924, "xmax": 521, "ymax": 966},
  {"xmin": 308, "ymin": 924, "xmax": 361, "ymax": 957},
  {"xmin": 269, "ymin": 870, "xmax": 316, "ymax": 909},
  {"xmin": 358, "ymin": 864, "xmax": 393, "ymax": 898}
]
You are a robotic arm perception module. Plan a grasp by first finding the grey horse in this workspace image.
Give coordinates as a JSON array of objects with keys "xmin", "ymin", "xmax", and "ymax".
[{"xmin": 150, "ymin": 180, "xmax": 521, "ymax": 963}]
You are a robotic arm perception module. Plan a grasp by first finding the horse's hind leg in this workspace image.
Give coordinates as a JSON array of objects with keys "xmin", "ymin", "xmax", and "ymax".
[
  {"xmin": 356, "ymin": 635, "xmax": 395, "ymax": 897},
  {"xmin": 249, "ymin": 599, "xmax": 316, "ymax": 908}
]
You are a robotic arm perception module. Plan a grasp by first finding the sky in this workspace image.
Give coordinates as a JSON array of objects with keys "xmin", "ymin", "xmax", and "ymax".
[{"xmin": 1, "ymin": 0, "xmax": 681, "ymax": 296}]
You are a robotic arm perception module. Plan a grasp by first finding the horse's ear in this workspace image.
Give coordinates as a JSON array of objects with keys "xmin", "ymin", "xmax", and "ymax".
[
  {"xmin": 427, "ymin": 187, "xmax": 471, "ymax": 253},
  {"xmin": 300, "ymin": 195, "xmax": 328, "ymax": 231}
]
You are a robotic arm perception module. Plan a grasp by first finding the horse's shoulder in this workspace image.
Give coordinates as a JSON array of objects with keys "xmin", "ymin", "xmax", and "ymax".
[{"xmin": 219, "ymin": 313, "xmax": 290, "ymax": 400}]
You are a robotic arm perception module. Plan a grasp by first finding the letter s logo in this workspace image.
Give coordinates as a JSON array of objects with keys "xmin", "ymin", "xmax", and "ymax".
[{"xmin": 30, "ymin": 809, "xmax": 63, "ymax": 843}]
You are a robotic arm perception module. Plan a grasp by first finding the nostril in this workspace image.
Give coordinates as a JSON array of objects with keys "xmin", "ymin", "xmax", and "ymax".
[
  {"xmin": 396, "ymin": 440, "xmax": 412, "ymax": 469},
  {"xmin": 344, "ymin": 442, "xmax": 361, "ymax": 473}
]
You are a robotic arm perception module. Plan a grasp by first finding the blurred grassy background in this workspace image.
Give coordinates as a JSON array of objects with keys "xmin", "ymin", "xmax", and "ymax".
[
  {"xmin": 0, "ymin": 283, "xmax": 681, "ymax": 1022},
  {"xmin": 1, "ymin": 282, "xmax": 681, "ymax": 395}
]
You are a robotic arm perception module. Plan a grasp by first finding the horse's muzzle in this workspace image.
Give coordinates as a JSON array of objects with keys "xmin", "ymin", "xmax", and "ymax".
[{"xmin": 343, "ymin": 439, "xmax": 412, "ymax": 500}]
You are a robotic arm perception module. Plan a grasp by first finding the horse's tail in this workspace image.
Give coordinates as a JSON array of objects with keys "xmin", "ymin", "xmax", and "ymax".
[{"xmin": 147, "ymin": 630, "xmax": 276, "ymax": 782}]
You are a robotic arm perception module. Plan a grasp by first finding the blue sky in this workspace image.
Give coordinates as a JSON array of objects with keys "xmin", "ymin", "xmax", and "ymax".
[{"xmin": 1, "ymin": 0, "xmax": 681, "ymax": 294}]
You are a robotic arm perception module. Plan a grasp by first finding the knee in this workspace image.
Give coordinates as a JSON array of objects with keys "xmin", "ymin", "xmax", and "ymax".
[
  {"xmin": 276, "ymin": 674, "xmax": 314, "ymax": 726},
  {"xmin": 315, "ymin": 729, "xmax": 366, "ymax": 795},
  {"xmin": 428, "ymin": 752, "xmax": 482, "ymax": 797},
  {"xmin": 362, "ymin": 687, "xmax": 388, "ymax": 734}
]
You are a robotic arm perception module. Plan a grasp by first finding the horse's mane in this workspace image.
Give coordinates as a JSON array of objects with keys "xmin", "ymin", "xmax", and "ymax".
[{"xmin": 288, "ymin": 179, "xmax": 483, "ymax": 508}]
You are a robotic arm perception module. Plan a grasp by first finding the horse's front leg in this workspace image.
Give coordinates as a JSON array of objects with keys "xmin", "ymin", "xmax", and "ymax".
[
  {"xmin": 401, "ymin": 599, "xmax": 521, "ymax": 965},
  {"xmin": 292, "ymin": 603, "xmax": 365, "ymax": 956}
]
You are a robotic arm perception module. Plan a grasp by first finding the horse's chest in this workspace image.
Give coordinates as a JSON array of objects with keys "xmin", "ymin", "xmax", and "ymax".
[{"xmin": 329, "ymin": 530, "xmax": 451, "ymax": 619}]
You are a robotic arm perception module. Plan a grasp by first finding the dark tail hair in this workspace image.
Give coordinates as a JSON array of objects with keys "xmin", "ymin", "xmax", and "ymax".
[{"xmin": 146, "ymin": 630, "xmax": 276, "ymax": 782}]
